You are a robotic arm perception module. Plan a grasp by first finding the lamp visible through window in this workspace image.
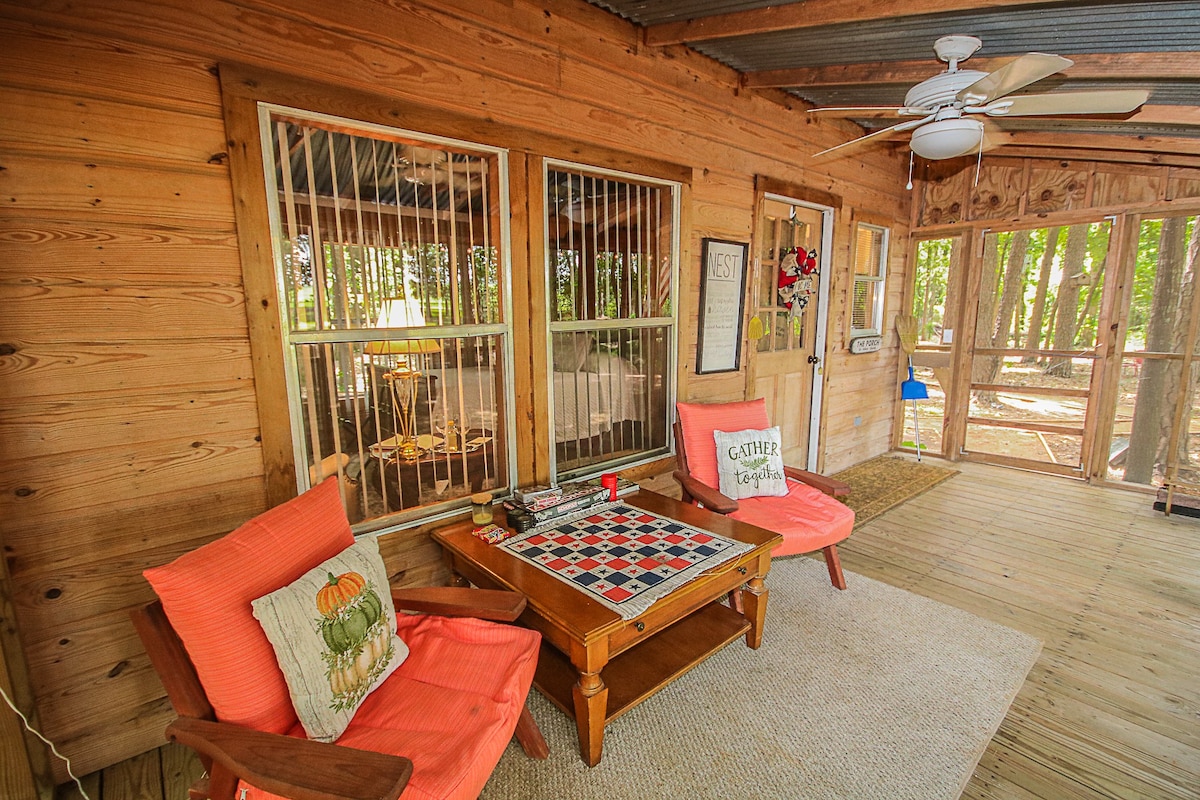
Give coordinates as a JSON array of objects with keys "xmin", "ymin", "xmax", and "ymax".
[{"xmin": 365, "ymin": 298, "xmax": 441, "ymax": 462}]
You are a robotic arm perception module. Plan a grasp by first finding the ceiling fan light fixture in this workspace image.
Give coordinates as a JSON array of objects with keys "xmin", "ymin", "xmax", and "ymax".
[{"xmin": 910, "ymin": 117, "xmax": 985, "ymax": 160}]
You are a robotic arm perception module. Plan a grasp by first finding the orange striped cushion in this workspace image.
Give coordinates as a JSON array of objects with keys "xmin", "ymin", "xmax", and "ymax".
[
  {"xmin": 732, "ymin": 479, "xmax": 854, "ymax": 556},
  {"xmin": 676, "ymin": 400, "xmax": 771, "ymax": 491},
  {"xmin": 236, "ymin": 614, "xmax": 541, "ymax": 800},
  {"xmin": 144, "ymin": 478, "xmax": 354, "ymax": 734}
]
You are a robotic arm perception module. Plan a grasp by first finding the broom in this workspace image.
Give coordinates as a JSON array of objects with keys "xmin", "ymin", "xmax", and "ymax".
[{"xmin": 895, "ymin": 315, "xmax": 928, "ymax": 461}]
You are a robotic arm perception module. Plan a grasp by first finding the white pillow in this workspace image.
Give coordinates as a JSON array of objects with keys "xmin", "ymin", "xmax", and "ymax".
[
  {"xmin": 553, "ymin": 331, "xmax": 593, "ymax": 372},
  {"xmin": 713, "ymin": 427, "xmax": 790, "ymax": 499},
  {"xmin": 252, "ymin": 536, "xmax": 408, "ymax": 742}
]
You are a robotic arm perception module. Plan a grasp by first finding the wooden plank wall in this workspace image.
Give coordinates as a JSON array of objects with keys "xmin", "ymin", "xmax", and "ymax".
[{"xmin": 0, "ymin": 0, "xmax": 909, "ymax": 785}]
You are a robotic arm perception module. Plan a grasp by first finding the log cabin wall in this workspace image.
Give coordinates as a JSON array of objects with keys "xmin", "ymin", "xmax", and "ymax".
[{"xmin": 0, "ymin": 0, "xmax": 909, "ymax": 786}]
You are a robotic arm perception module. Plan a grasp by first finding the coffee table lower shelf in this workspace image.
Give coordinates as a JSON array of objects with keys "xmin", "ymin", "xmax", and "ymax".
[{"xmin": 533, "ymin": 600, "xmax": 750, "ymax": 725}]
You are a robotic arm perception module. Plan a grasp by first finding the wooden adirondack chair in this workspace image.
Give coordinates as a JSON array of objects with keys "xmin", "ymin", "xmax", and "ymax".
[
  {"xmin": 673, "ymin": 400, "xmax": 855, "ymax": 589},
  {"xmin": 132, "ymin": 479, "xmax": 547, "ymax": 800}
]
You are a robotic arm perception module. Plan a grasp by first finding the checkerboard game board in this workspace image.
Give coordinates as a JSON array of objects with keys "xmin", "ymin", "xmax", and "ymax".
[{"xmin": 499, "ymin": 502, "xmax": 753, "ymax": 619}]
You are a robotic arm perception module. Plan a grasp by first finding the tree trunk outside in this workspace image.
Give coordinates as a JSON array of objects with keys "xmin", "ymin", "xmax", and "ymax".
[
  {"xmin": 1074, "ymin": 229, "xmax": 1110, "ymax": 349},
  {"xmin": 1024, "ymin": 226, "xmax": 1060, "ymax": 363},
  {"xmin": 1165, "ymin": 220, "xmax": 1200, "ymax": 476},
  {"xmin": 995, "ymin": 230, "xmax": 1031, "ymax": 350},
  {"xmin": 1124, "ymin": 216, "xmax": 1187, "ymax": 483},
  {"xmin": 972, "ymin": 234, "xmax": 1002, "ymax": 406},
  {"xmin": 1045, "ymin": 224, "xmax": 1090, "ymax": 378},
  {"xmin": 975, "ymin": 230, "xmax": 1030, "ymax": 399}
]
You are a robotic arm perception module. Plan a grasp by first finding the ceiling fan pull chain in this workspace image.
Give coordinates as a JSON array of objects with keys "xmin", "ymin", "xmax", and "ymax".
[
  {"xmin": 906, "ymin": 149, "xmax": 914, "ymax": 191},
  {"xmin": 973, "ymin": 136, "xmax": 984, "ymax": 188}
]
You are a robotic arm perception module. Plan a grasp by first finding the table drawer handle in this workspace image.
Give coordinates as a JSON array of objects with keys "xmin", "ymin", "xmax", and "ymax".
[
  {"xmin": 635, "ymin": 622, "xmax": 645, "ymax": 632},
  {"xmin": 737, "ymin": 567, "xmax": 747, "ymax": 575}
]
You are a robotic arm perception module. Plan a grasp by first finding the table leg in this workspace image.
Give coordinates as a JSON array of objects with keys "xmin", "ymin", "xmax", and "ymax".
[
  {"xmin": 572, "ymin": 670, "xmax": 608, "ymax": 766},
  {"xmin": 741, "ymin": 575, "xmax": 769, "ymax": 650}
]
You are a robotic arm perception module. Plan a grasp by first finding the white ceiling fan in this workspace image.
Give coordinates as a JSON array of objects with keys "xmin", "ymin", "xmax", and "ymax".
[{"xmin": 809, "ymin": 35, "xmax": 1150, "ymax": 160}]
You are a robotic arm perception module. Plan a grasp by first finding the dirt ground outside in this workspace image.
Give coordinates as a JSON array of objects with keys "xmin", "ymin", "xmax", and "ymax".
[{"xmin": 898, "ymin": 359, "xmax": 1200, "ymax": 486}]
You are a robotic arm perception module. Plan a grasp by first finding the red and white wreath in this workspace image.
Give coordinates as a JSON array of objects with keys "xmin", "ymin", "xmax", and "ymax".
[{"xmin": 777, "ymin": 247, "xmax": 819, "ymax": 312}]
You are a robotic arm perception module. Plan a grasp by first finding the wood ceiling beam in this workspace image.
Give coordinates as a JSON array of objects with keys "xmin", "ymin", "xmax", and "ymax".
[
  {"xmin": 986, "ymin": 129, "xmax": 1200, "ymax": 156},
  {"xmin": 644, "ymin": 0, "xmax": 1078, "ymax": 47},
  {"xmin": 744, "ymin": 53, "xmax": 1200, "ymax": 89},
  {"xmin": 1119, "ymin": 104, "xmax": 1200, "ymax": 126},
  {"xmin": 980, "ymin": 145, "xmax": 1200, "ymax": 168}
]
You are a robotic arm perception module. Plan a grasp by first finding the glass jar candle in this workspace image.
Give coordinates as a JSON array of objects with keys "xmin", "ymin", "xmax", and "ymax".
[{"xmin": 470, "ymin": 492, "xmax": 494, "ymax": 525}]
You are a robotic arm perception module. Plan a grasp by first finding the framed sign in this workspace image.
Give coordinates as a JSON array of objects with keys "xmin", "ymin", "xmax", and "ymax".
[{"xmin": 696, "ymin": 238, "xmax": 749, "ymax": 374}]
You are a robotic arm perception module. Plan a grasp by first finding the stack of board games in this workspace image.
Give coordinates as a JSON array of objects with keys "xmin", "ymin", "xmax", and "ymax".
[{"xmin": 505, "ymin": 480, "xmax": 614, "ymax": 532}]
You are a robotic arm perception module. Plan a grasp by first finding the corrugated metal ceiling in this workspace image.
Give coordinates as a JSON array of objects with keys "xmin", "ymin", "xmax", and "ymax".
[{"xmin": 584, "ymin": 0, "xmax": 1200, "ymax": 156}]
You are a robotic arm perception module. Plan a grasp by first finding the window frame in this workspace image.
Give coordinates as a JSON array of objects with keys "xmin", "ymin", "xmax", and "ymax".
[
  {"xmin": 257, "ymin": 102, "xmax": 518, "ymax": 529},
  {"xmin": 850, "ymin": 221, "xmax": 890, "ymax": 338},
  {"xmin": 542, "ymin": 157, "xmax": 681, "ymax": 482}
]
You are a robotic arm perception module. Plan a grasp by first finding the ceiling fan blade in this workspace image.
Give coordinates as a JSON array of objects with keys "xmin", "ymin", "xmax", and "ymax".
[
  {"xmin": 812, "ymin": 116, "xmax": 933, "ymax": 159},
  {"xmin": 807, "ymin": 106, "xmax": 909, "ymax": 118},
  {"xmin": 987, "ymin": 89, "xmax": 1150, "ymax": 116},
  {"xmin": 957, "ymin": 53, "xmax": 1072, "ymax": 104}
]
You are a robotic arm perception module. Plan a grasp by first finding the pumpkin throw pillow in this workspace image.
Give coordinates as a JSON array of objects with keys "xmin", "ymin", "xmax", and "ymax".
[
  {"xmin": 713, "ymin": 427, "xmax": 790, "ymax": 500},
  {"xmin": 252, "ymin": 535, "xmax": 409, "ymax": 743}
]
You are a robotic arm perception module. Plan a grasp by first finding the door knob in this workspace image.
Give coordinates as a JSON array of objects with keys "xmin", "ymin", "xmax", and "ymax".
[{"xmin": 807, "ymin": 354, "xmax": 820, "ymax": 365}]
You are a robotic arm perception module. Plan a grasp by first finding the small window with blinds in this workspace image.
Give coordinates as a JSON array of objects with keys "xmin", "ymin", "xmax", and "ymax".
[
  {"xmin": 851, "ymin": 222, "xmax": 889, "ymax": 337},
  {"xmin": 262, "ymin": 107, "xmax": 513, "ymax": 528},
  {"xmin": 545, "ymin": 162, "xmax": 678, "ymax": 479}
]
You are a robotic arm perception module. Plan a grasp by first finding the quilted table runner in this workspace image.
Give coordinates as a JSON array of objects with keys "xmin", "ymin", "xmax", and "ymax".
[{"xmin": 500, "ymin": 502, "xmax": 753, "ymax": 620}]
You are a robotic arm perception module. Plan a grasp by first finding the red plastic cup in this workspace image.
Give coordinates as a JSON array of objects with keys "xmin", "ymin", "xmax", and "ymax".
[{"xmin": 601, "ymin": 472, "xmax": 618, "ymax": 501}]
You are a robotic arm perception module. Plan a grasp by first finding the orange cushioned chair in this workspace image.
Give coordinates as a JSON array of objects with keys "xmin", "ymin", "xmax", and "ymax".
[
  {"xmin": 132, "ymin": 478, "xmax": 547, "ymax": 800},
  {"xmin": 674, "ymin": 400, "xmax": 854, "ymax": 589}
]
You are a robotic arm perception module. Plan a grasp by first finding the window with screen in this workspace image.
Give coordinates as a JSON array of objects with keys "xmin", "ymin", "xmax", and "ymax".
[
  {"xmin": 851, "ymin": 222, "xmax": 889, "ymax": 337},
  {"xmin": 262, "ymin": 107, "xmax": 513, "ymax": 528},
  {"xmin": 544, "ymin": 161, "xmax": 678, "ymax": 480}
]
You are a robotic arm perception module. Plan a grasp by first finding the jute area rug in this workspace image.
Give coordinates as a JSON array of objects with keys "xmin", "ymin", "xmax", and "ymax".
[
  {"xmin": 832, "ymin": 454, "xmax": 959, "ymax": 528},
  {"xmin": 482, "ymin": 557, "xmax": 1041, "ymax": 800}
]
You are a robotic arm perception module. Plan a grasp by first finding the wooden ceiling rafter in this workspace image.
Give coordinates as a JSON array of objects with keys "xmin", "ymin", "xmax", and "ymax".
[
  {"xmin": 742, "ymin": 52, "xmax": 1200, "ymax": 89},
  {"xmin": 643, "ymin": 0, "xmax": 1078, "ymax": 46}
]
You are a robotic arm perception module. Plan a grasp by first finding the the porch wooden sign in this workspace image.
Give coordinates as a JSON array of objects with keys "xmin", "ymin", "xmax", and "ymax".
[{"xmin": 696, "ymin": 238, "xmax": 749, "ymax": 374}]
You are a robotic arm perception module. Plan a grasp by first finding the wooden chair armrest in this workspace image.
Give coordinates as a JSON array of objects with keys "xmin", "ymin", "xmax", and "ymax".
[
  {"xmin": 672, "ymin": 470, "xmax": 739, "ymax": 515},
  {"xmin": 390, "ymin": 586, "xmax": 527, "ymax": 622},
  {"xmin": 784, "ymin": 466, "xmax": 851, "ymax": 497},
  {"xmin": 167, "ymin": 717, "xmax": 412, "ymax": 800}
]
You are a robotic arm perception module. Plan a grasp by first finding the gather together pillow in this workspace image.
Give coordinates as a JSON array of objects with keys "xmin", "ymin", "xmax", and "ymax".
[
  {"xmin": 713, "ymin": 426, "xmax": 790, "ymax": 499},
  {"xmin": 252, "ymin": 536, "xmax": 409, "ymax": 742}
]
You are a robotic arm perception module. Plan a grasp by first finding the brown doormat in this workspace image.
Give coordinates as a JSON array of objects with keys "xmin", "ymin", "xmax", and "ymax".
[{"xmin": 832, "ymin": 455, "xmax": 958, "ymax": 528}]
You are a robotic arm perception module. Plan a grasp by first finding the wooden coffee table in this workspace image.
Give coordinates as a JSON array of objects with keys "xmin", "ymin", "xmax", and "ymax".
[{"xmin": 431, "ymin": 490, "xmax": 782, "ymax": 766}]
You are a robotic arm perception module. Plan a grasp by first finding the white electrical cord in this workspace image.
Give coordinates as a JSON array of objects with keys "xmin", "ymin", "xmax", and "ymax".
[{"xmin": 0, "ymin": 684, "xmax": 92, "ymax": 800}]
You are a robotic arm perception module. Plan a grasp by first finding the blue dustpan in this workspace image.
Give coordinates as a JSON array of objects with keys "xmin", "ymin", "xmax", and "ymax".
[
  {"xmin": 901, "ymin": 366, "xmax": 928, "ymax": 400},
  {"xmin": 901, "ymin": 363, "xmax": 927, "ymax": 461}
]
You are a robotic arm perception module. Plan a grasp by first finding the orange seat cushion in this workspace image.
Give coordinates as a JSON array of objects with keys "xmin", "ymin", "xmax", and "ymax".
[
  {"xmin": 676, "ymin": 399, "xmax": 770, "ymax": 489},
  {"xmin": 143, "ymin": 478, "xmax": 354, "ymax": 734},
  {"xmin": 239, "ymin": 614, "xmax": 541, "ymax": 800},
  {"xmin": 677, "ymin": 400, "xmax": 853, "ymax": 556},
  {"xmin": 731, "ymin": 479, "xmax": 854, "ymax": 557}
]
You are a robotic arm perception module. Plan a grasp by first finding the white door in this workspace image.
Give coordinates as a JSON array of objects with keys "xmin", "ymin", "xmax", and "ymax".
[{"xmin": 749, "ymin": 196, "xmax": 833, "ymax": 470}]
